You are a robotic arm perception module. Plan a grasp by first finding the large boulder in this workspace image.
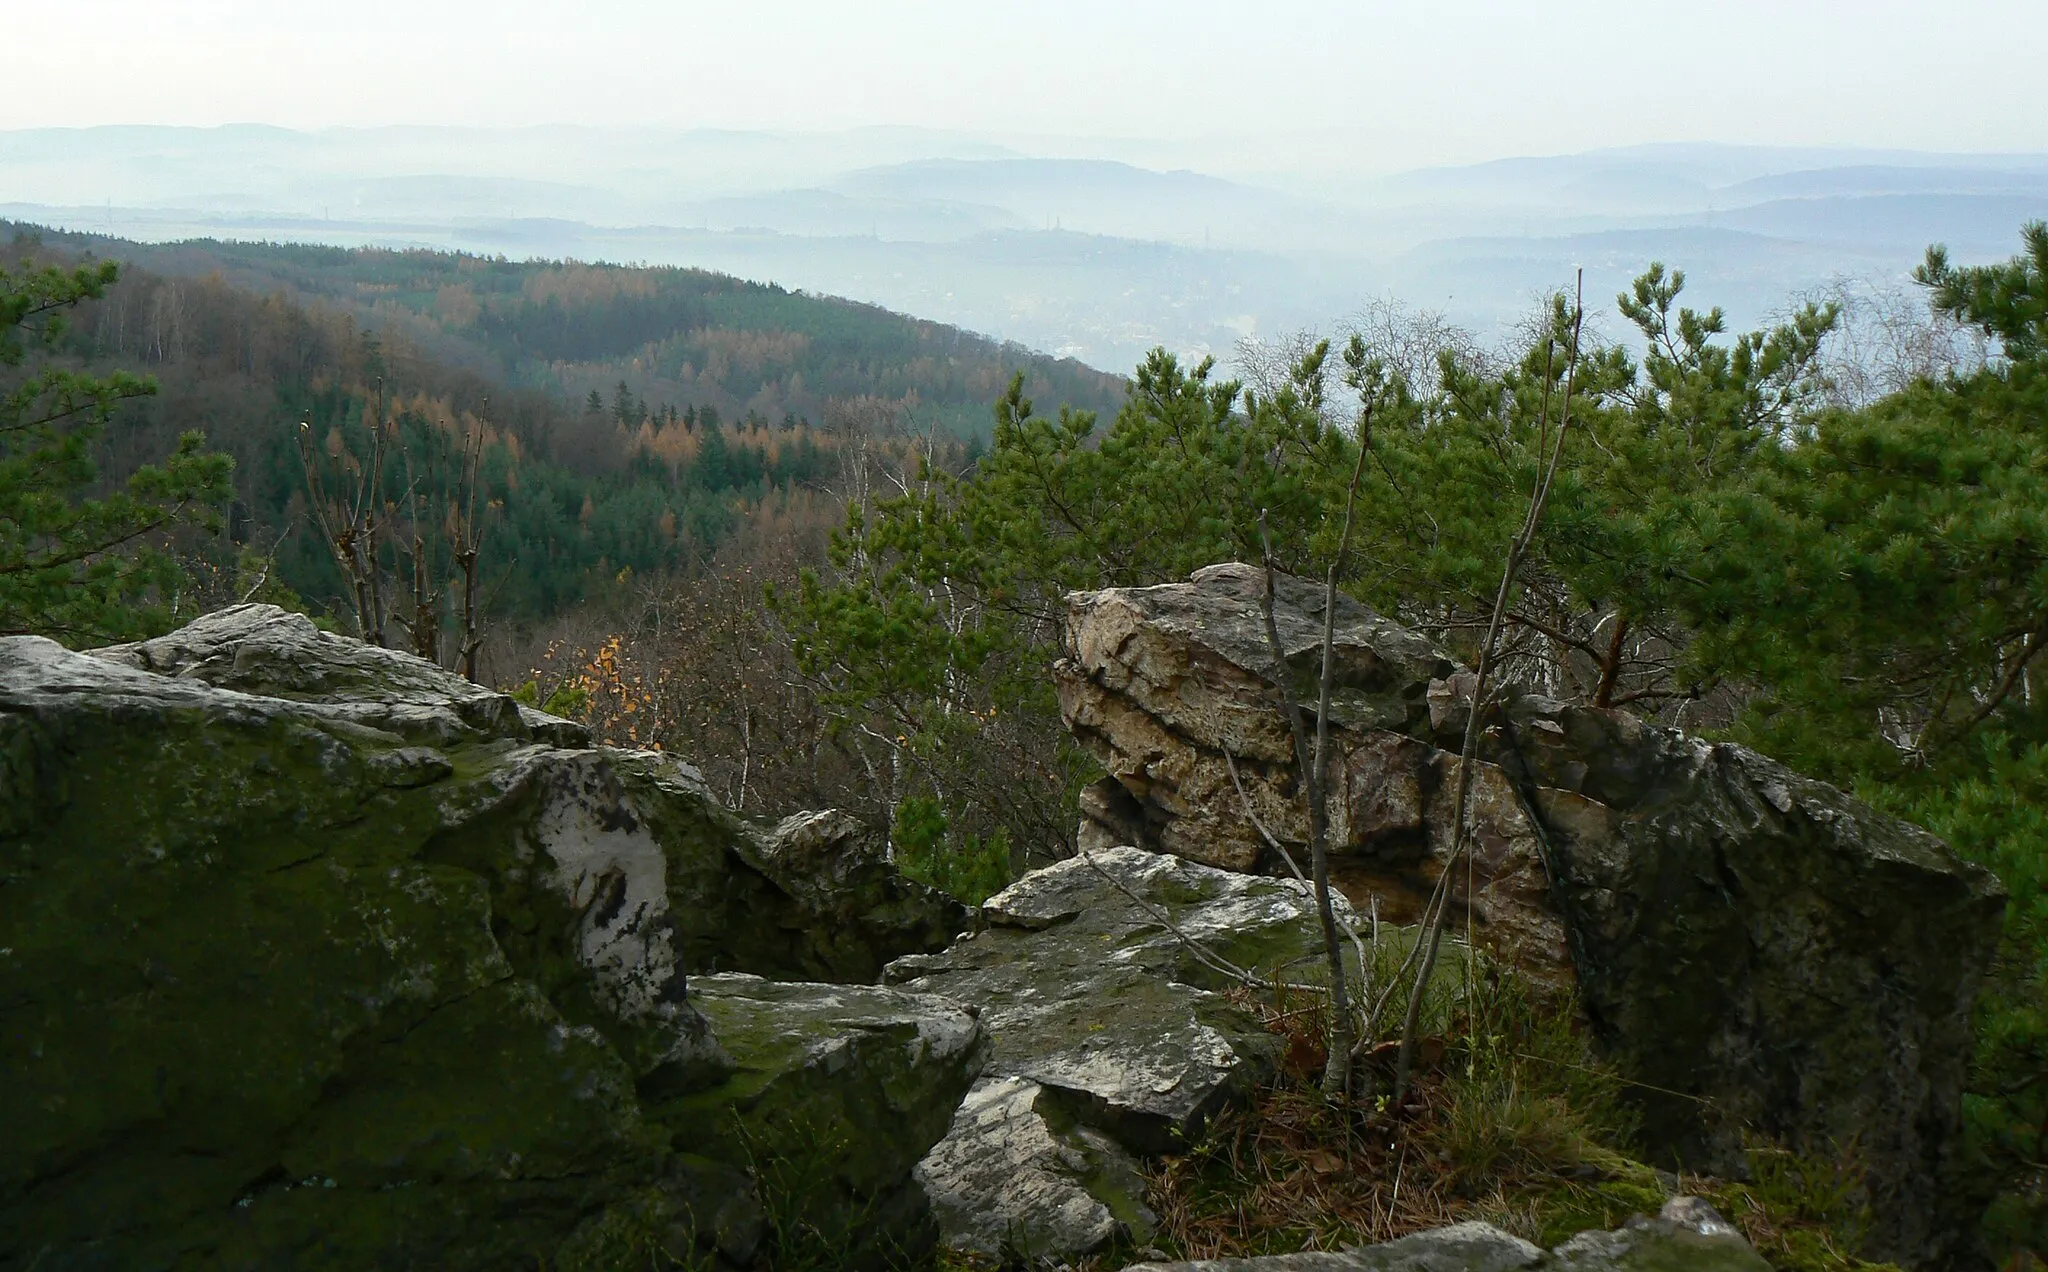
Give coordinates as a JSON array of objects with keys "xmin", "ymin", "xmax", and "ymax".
[
  {"xmin": 89, "ymin": 605, "xmax": 970, "ymax": 984},
  {"xmin": 0, "ymin": 606, "xmax": 977, "ymax": 1269},
  {"xmin": 888, "ymin": 843, "xmax": 1365, "ymax": 1261},
  {"xmin": 1057, "ymin": 564, "xmax": 2006, "ymax": 1268}
]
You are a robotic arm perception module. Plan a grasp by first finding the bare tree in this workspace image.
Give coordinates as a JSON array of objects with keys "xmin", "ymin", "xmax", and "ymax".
[
  {"xmin": 1337, "ymin": 297, "xmax": 1491, "ymax": 399},
  {"xmin": 296, "ymin": 381, "xmax": 493, "ymax": 672},
  {"xmin": 1235, "ymin": 328, "xmax": 1332, "ymax": 411},
  {"xmin": 449, "ymin": 404, "xmax": 490, "ymax": 682},
  {"xmin": 1392, "ymin": 272, "xmax": 1586, "ymax": 1109},
  {"xmin": 1797, "ymin": 275, "xmax": 1992, "ymax": 409},
  {"xmin": 298, "ymin": 380, "xmax": 391, "ymax": 645}
]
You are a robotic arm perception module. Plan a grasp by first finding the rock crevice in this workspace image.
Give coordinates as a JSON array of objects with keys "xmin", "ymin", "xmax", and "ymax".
[{"xmin": 1056, "ymin": 564, "xmax": 2006, "ymax": 1268}]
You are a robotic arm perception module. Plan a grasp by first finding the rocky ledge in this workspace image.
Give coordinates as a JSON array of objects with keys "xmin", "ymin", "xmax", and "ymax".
[
  {"xmin": 0, "ymin": 606, "xmax": 975, "ymax": 1269},
  {"xmin": 1057, "ymin": 564, "xmax": 2007, "ymax": 1268},
  {"xmin": 890, "ymin": 845, "xmax": 1366, "ymax": 1259}
]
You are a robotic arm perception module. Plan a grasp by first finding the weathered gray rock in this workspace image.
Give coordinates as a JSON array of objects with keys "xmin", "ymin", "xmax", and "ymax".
[
  {"xmin": 1059, "ymin": 565, "xmax": 2006, "ymax": 1268},
  {"xmin": 1654, "ymin": 1196, "xmax": 1744, "ymax": 1241},
  {"xmin": 90, "ymin": 605, "xmax": 970, "ymax": 984},
  {"xmin": 893, "ymin": 845, "xmax": 1357, "ymax": 1146},
  {"xmin": 889, "ymin": 844, "xmax": 1362, "ymax": 1259},
  {"xmin": 1549, "ymin": 1197, "xmax": 1768, "ymax": 1272},
  {"xmin": 0, "ymin": 607, "xmax": 977, "ymax": 1270},
  {"xmin": 1121, "ymin": 1221, "xmax": 1544, "ymax": 1272},
  {"xmin": 743, "ymin": 808, "xmax": 974, "ymax": 982},
  {"xmin": 914, "ymin": 1075, "xmax": 1154, "ymax": 1260},
  {"xmin": 686, "ymin": 974, "xmax": 989, "ymax": 1266},
  {"xmin": 91, "ymin": 600, "xmax": 579, "ymax": 747},
  {"xmin": 1122, "ymin": 1205, "xmax": 1769, "ymax": 1272}
]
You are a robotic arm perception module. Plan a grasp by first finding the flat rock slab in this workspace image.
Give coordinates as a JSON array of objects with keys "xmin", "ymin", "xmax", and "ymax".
[
  {"xmin": 888, "ymin": 844, "xmax": 1363, "ymax": 1258},
  {"xmin": 1123, "ymin": 1222, "xmax": 1546, "ymax": 1272},
  {"xmin": 889, "ymin": 845, "xmax": 1356, "ymax": 1143},
  {"xmin": 1123, "ymin": 1210, "xmax": 1770, "ymax": 1272}
]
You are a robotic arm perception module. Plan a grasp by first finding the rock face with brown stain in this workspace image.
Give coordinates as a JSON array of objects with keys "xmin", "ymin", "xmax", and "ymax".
[
  {"xmin": 1058, "ymin": 563, "xmax": 1567, "ymax": 974},
  {"xmin": 1057, "ymin": 564, "xmax": 2006, "ymax": 1269}
]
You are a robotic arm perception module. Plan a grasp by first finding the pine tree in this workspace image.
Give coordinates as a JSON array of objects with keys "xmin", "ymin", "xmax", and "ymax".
[{"xmin": 0, "ymin": 258, "xmax": 233, "ymax": 643}]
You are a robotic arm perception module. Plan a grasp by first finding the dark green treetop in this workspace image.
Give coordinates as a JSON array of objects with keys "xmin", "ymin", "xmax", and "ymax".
[{"xmin": 0, "ymin": 259, "xmax": 234, "ymax": 643}]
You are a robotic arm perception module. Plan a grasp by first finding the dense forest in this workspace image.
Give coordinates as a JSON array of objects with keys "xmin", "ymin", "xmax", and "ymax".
[
  {"xmin": 32, "ymin": 224, "xmax": 1126, "ymax": 436},
  {"xmin": 4, "ymin": 217, "xmax": 2045, "ymax": 1266},
  {"xmin": 0, "ymin": 222, "xmax": 1123, "ymax": 638}
]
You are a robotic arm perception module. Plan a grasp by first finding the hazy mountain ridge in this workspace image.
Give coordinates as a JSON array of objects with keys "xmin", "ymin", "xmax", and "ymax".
[{"xmin": 6, "ymin": 125, "xmax": 2045, "ymax": 367}]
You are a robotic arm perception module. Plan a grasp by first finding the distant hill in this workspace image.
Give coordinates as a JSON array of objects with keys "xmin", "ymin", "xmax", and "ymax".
[
  {"xmin": 16, "ymin": 226, "xmax": 1125, "ymax": 438},
  {"xmin": 1705, "ymin": 193, "xmax": 2048, "ymax": 255},
  {"xmin": 3, "ymin": 222, "xmax": 1128, "ymax": 622},
  {"xmin": 1723, "ymin": 164, "xmax": 2048, "ymax": 201},
  {"xmin": 8, "ymin": 128, "xmax": 2046, "ymax": 363}
]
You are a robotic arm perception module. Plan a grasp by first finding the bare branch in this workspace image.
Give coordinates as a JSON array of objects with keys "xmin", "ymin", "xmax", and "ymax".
[{"xmin": 1393, "ymin": 270, "xmax": 1587, "ymax": 1108}]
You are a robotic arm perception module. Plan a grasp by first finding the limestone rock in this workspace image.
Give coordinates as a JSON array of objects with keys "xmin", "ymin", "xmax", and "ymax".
[
  {"xmin": 90, "ymin": 602, "xmax": 575, "ymax": 747},
  {"xmin": 742, "ymin": 808, "xmax": 972, "ymax": 983},
  {"xmin": 1121, "ymin": 1221, "xmax": 1544, "ymax": 1272},
  {"xmin": 1058, "ymin": 563, "xmax": 1568, "ymax": 975},
  {"xmin": 892, "ymin": 845, "xmax": 1356, "ymax": 1145},
  {"xmin": 0, "ymin": 607, "xmax": 976, "ymax": 1269},
  {"xmin": 914, "ymin": 1076, "xmax": 1154, "ymax": 1260},
  {"xmin": 687, "ymin": 974, "xmax": 988, "ymax": 1266},
  {"xmin": 1058, "ymin": 566, "xmax": 2006, "ymax": 1267},
  {"xmin": 91, "ymin": 605, "xmax": 967, "ymax": 984},
  {"xmin": 1121, "ymin": 1212, "xmax": 1768, "ymax": 1272},
  {"xmin": 889, "ymin": 844, "xmax": 1360, "ymax": 1259},
  {"xmin": 1550, "ymin": 1196, "xmax": 1769, "ymax": 1272},
  {"xmin": 1656, "ymin": 1196, "xmax": 1744, "ymax": 1240}
]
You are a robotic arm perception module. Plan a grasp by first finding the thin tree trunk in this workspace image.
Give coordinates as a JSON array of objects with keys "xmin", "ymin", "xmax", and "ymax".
[
  {"xmin": 1252, "ymin": 392, "xmax": 1377, "ymax": 1100},
  {"xmin": 1592, "ymin": 614, "xmax": 1630, "ymax": 708},
  {"xmin": 364, "ymin": 380, "xmax": 389, "ymax": 646},
  {"xmin": 1392, "ymin": 273, "xmax": 1585, "ymax": 1109}
]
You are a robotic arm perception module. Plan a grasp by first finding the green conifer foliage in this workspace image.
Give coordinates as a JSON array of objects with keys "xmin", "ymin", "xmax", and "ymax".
[
  {"xmin": 785, "ymin": 229, "xmax": 2048, "ymax": 1257},
  {"xmin": 0, "ymin": 259, "xmax": 233, "ymax": 643}
]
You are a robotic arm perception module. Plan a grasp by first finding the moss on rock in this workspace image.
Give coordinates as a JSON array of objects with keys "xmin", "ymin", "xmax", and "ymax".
[{"xmin": 0, "ymin": 610, "xmax": 980, "ymax": 1270}]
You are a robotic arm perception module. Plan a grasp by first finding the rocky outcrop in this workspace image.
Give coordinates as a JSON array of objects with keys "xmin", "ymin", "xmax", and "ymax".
[
  {"xmin": 1058, "ymin": 565, "xmax": 1567, "ymax": 977},
  {"xmin": 89, "ymin": 605, "xmax": 970, "ymax": 984},
  {"xmin": 1123, "ymin": 1200, "xmax": 1769, "ymax": 1272},
  {"xmin": 914, "ymin": 1074, "xmax": 1155, "ymax": 1262},
  {"xmin": 889, "ymin": 844, "xmax": 1363, "ymax": 1261},
  {"xmin": 1057, "ymin": 564, "xmax": 2007, "ymax": 1268},
  {"xmin": 0, "ymin": 606, "xmax": 976, "ymax": 1269}
]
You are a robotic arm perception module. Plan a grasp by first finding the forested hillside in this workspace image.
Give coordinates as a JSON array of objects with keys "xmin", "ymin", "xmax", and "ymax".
[
  {"xmin": 15, "ymin": 224, "xmax": 1125, "ymax": 435},
  {"xmin": 0, "ymin": 221, "xmax": 1123, "ymax": 630}
]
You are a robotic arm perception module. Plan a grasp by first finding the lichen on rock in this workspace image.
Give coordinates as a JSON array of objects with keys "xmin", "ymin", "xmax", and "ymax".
[
  {"xmin": 0, "ymin": 607, "xmax": 978, "ymax": 1270},
  {"xmin": 891, "ymin": 842, "xmax": 1367, "ymax": 1259},
  {"xmin": 1122, "ymin": 1201, "xmax": 1772, "ymax": 1272}
]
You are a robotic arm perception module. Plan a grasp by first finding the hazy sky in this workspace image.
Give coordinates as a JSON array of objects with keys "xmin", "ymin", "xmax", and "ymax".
[{"xmin": 12, "ymin": 0, "xmax": 2047, "ymax": 170}]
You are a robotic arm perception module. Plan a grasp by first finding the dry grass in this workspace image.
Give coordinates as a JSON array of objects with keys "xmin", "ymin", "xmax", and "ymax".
[
  {"xmin": 1142, "ymin": 974, "xmax": 1633, "ymax": 1261},
  {"xmin": 938, "ymin": 966, "xmax": 1893, "ymax": 1272}
]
